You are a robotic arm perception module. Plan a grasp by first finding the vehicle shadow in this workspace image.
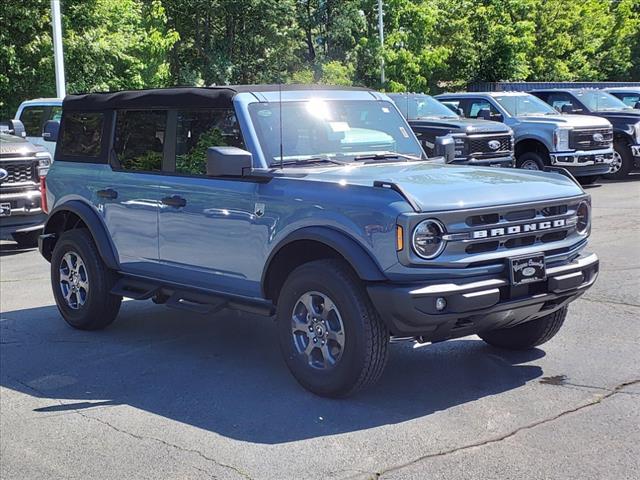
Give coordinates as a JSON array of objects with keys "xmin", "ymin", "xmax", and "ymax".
[
  {"xmin": 0, "ymin": 241, "xmax": 36, "ymax": 257},
  {"xmin": 0, "ymin": 301, "xmax": 545, "ymax": 444}
]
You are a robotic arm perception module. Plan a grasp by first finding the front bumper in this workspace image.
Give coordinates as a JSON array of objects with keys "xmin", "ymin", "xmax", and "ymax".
[
  {"xmin": 368, "ymin": 252, "xmax": 598, "ymax": 341},
  {"xmin": 0, "ymin": 189, "xmax": 46, "ymax": 235},
  {"xmin": 452, "ymin": 154, "xmax": 514, "ymax": 168},
  {"xmin": 550, "ymin": 148, "xmax": 613, "ymax": 176}
]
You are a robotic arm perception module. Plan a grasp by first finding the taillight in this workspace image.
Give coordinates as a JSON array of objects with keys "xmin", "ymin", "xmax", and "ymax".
[{"xmin": 40, "ymin": 176, "xmax": 48, "ymax": 214}]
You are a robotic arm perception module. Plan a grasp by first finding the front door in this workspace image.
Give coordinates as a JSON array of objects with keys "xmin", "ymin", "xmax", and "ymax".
[{"xmin": 157, "ymin": 107, "xmax": 261, "ymax": 296}]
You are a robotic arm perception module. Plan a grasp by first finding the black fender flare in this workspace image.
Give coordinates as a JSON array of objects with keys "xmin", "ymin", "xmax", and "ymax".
[
  {"xmin": 261, "ymin": 226, "xmax": 387, "ymax": 297},
  {"xmin": 43, "ymin": 200, "xmax": 120, "ymax": 269}
]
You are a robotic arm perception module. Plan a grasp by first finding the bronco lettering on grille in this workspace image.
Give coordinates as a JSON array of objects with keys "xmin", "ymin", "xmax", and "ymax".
[{"xmin": 472, "ymin": 219, "xmax": 566, "ymax": 239}]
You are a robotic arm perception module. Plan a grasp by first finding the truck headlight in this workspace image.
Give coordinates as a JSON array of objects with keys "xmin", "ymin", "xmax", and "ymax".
[
  {"xmin": 35, "ymin": 151, "xmax": 52, "ymax": 177},
  {"xmin": 576, "ymin": 201, "xmax": 590, "ymax": 235},
  {"xmin": 634, "ymin": 122, "xmax": 640, "ymax": 143},
  {"xmin": 412, "ymin": 219, "xmax": 446, "ymax": 259},
  {"xmin": 554, "ymin": 127, "xmax": 571, "ymax": 151}
]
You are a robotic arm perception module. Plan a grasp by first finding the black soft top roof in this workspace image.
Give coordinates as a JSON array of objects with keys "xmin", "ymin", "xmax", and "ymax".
[{"xmin": 63, "ymin": 84, "xmax": 372, "ymax": 111}]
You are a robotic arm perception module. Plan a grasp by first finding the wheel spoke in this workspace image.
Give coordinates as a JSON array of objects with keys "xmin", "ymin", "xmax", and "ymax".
[
  {"xmin": 299, "ymin": 292, "xmax": 319, "ymax": 316},
  {"xmin": 303, "ymin": 340, "xmax": 316, "ymax": 356},
  {"xmin": 327, "ymin": 330, "xmax": 345, "ymax": 347},
  {"xmin": 320, "ymin": 344, "xmax": 335, "ymax": 368}
]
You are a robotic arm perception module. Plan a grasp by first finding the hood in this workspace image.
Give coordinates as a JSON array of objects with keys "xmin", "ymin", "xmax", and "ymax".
[
  {"xmin": 0, "ymin": 133, "xmax": 41, "ymax": 158},
  {"xmin": 294, "ymin": 162, "xmax": 584, "ymax": 211},
  {"xmin": 515, "ymin": 114, "xmax": 611, "ymax": 128},
  {"xmin": 410, "ymin": 117, "xmax": 510, "ymax": 134}
]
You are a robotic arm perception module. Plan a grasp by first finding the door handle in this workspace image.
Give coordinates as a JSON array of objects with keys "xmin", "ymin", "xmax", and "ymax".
[
  {"xmin": 97, "ymin": 188, "xmax": 118, "ymax": 200},
  {"xmin": 161, "ymin": 195, "xmax": 187, "ymax": 208}
]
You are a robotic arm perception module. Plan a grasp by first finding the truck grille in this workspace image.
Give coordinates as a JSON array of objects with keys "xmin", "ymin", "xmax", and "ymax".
[
  {"xmin": 466, "ymin": 134, "xmax": 512, "ymax": 157},
  {"xmin": 569, "ymin": 128, "xmax": 613, "ymax": 151},
  {"xmin": 0, "ymin": 160, "xmax": 38, "ymax": 186}
]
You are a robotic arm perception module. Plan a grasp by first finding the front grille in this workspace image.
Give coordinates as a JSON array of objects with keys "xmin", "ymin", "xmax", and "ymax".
[
  {"xmin": 569, "ymin": 128, "xmax": 613, "ymax": 151},
  {"xmin": 466, "ymin": 134, "xmax": 512, "ymax": 157},
  {"xmin": 461, "ymin": 202, "xmax": 575, "ymax": 254},
  {"xmin": 0, "ymin": 160, "xmax": 38, "ymax": 186}
]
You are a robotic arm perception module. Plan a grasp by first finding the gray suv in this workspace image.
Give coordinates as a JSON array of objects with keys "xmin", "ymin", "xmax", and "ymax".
[
  {"xmin": 39, "ymin": 85, "xmax": 598, "ymax": 397},
  {"xmin": 436, "ymin": 92, "xmax": 614, "ymax": 184}
]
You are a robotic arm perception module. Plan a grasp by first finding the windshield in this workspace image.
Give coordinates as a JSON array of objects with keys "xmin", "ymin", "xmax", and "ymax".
[
  {"xmin": 392, "ymin": 94, "xmax": 458, "ymax": 120},
  {"xmin": 249, "ymin": 100, "xmax": 424, "ymax": 166},
  {"xmin": 574, "ymin": 90, "xmax": 632, "ymax": 112},
  {"xmin": 494, "ymin": 94, "xmax": 557, "ymax": 116}
]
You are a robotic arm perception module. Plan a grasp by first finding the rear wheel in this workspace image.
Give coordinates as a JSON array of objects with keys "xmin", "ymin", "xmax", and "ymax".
[
  {"xmin": 12, "ymin": 230, "xmax": 41, "ymax": 248},
  {"xmin": 516, "ymin": 151, "xmax": 546, "ymax": 170},
  {"xmin": 276, "ymin": 259, "xmax": 389, "ymax": 397},
  {"xmin": 51, "ymin": 229, "xmax": 122, "ymax": 330},
  {"xmin": 604, "ymin": 142, "xmax": 632, "ymax": 180},
  {"xmin": 479, "ymin": 307, "xmax": 568, "ymax": 350}
]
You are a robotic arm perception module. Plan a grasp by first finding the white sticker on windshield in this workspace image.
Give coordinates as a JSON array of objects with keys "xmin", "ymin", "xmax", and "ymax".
[
  {"xmin": 329, "ymin": 121, "xmax": 350, "ymax": 132},
  {"xmin": 382, "ymin": 107, "xmax": 390, "ymax": 113},
  {"xmin": 399, "ymin": 126, "xmax": 409, "ymax": 138}
]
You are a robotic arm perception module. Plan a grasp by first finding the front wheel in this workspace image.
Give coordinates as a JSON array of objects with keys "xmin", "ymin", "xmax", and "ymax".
[
  {"xmin": 12, "ymin": 230, "xmax": 41, "ymax": 248},
  {"xmin": 516, "ymin": 151, "xmax": 546, "ymax": 170},
  {"xmin": 51, "ymin": 229, "xmax": 122, "ymax": 330},
  {"xmin": 276, "ymin": 259, "xmax": 389, "ymax": 398},
  {"xmin": 479, "ymin": 306, "xmax": 568, "ymax": 350},
  {"xmin": 605, "ymin": 142, "xmax": 633, "ymax": 180}
]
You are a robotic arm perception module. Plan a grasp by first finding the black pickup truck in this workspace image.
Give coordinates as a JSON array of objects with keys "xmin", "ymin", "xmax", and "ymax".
[
  {"xmin": 389, "ymin": 93, "xmax": 514, "ymax": 167},
  {"xmin": 0, "ymin": 122, "xmax": 50, "ymax": 247},
  {"xmin": 531, "ymin": 88, "xmax": 640, "ymax": 179}
]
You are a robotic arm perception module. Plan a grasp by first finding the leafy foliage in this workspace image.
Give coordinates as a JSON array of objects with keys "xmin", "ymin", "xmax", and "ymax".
[
  {"xmin": 176, "ymin": 127, "xmax": 226, "ymax": 175},
  {"xmin": 1, "ymin": 0, "xmax": 639, "ymax": 118}
]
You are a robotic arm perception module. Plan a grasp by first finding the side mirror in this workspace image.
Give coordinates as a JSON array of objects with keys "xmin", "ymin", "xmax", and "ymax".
[
  {"xmin": 0, "ymin": 119, "xmax": 26, "ymax": 138},
  {"xmin": 435, "ymin": 135, "xmax": 456, "ymax": 163},
  {"xmin": 634, "ymin": 101, "xmax": 640, "ymax": 110},
  {"xmin": 42, "ymin": 120, "xmax": 60, "ymax": 142},
  {"xmin": 561, "ymin": 104, "xmax": 573, "ymax": 114},
  {"xmin": 206, "ymin": 146, "xmax": 252, "ymax": 177},
  {"xmin": 456, "ymin": 107, "xmax": 464, "ymax": 117}
]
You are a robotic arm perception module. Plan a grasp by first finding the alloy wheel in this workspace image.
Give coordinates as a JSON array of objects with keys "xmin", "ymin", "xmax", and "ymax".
[
  {"xmin": 610, "ymin": 150, "xmax": 623, "ymax": 174},
  {"xmin": 521, "ymin": 159, "xmax": 540, "ymax": 170},
  {"xmin": 59, "ymin": 251, "xmax": 89, "ymax": 310},
  {"xmin": 291, "ymin": 291, "xmax": 346, "ymax": 369}
]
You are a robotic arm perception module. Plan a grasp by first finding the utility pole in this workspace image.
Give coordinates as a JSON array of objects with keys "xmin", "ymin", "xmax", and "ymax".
[
  {"xmin": 378, "ymin": 0, "xmax": 385, "ymax": 86},
  {"xmin": 51, "ymin": 0, "xmax": 66, "ymax": 98}
]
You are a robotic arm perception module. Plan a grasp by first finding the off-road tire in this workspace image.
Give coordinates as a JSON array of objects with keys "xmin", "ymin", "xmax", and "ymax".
[
  {"xmin": 12, "ymin": 230, "xmax": 41, "ymax": 248},
  {"xmin": 605, "ymin": 141, "xmax": 633, "ymax": 180},
  {"xmin": 479, "ymin": 306, "xmax": 568, "ymax": 350},
  {"xmin": 276, "ymin": 259, "xmax": 389, "ymax": 398},
  {"xmin": 51, "ymin": 229, "xmax": 122, "ymax": 330},
  {"xmin": 516, "ymin": 151, "xmax": 546, "ymax": 170}
]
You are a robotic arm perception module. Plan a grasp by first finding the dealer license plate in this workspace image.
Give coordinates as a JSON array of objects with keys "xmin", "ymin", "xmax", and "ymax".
[
  {"xmin": 509, "ymin": 253, "xmax": 546, "ymax": 286},
  {"xmin": 0, "ymin": 203, "xmax": 11, "ymax": 217}
]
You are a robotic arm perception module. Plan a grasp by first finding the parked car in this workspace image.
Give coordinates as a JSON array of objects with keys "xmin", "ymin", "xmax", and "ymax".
[
  {"xmin": 39, "ymin": 86, "xmax": 598, "ymax": 397},
  {"xmin": 0, "ymin": 120, "xmax": 51, "ymax": 247},
  {"xmin": 602, "ymin": 87, "xmax": 640, "ymax": 109},
  {"xmin": 389, "ymin": 93, "xmax": 514, "ymax": 168},
  {"xmin": 435, "ymin": 92, "xmax": 614, "ymax": 184},
  {"xmin": 530, "ymin": 89, "xmax": 640, "ymax": 179},
  {"xmin": 14, "ymin": 98, "xmax": 62, "ymax": 157}
]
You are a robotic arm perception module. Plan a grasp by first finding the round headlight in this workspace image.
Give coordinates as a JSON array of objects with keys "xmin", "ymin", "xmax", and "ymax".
[
  {"xmin": 576, "ymin": 201, "xmax": 590, "ymax": 234},
  {"xmin": 412, "ymin": 219, "xmax": 446, "ymax": 259}
]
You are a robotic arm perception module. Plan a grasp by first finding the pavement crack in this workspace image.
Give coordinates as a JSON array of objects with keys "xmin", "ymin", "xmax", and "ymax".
[
  {"xmin": 373, "ymin": 378, "xmax": 640, "ymax": 479},
  {"xmin": 580, "ymin": 296, "xmax": 640, "ymax": 309}
]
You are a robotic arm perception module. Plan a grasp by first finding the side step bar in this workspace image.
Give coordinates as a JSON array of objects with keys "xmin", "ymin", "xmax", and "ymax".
[{"xmin": 110, "ymin": 275, "xmax": 275, "ymax": 317}]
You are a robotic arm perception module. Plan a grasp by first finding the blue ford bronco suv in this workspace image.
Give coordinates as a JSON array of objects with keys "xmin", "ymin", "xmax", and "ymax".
[{"xmin": 39, "ymin": 85, "xmax": 599, "ymax": 397}]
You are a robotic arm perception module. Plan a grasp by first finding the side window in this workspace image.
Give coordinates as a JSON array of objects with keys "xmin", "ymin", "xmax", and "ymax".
[
  {"xmin": 50, "ymin": 106, "xmax": 63, "ymax": 122},
  {"xmin": 114, "ymin": 110, "xmax": 167, "ymax": 172},
  {"xmin": 175, "ymin": 109, "xmax": 244, "ymax": 175},
  {"xmin": 467, "ymin": 99, "xmax": 498, "ymax": 118},
  {"xmin": 620, "ymin": 94, "xmax": 639, "ymax": 107},
  {"xmin": 19, "ymin": 107, "xmax": 46, "ymax": 137},
  {"xmin": 546, "ymin": 93, "xmax": 575, "ymax": 112},
  {"xmin": 58, "ymin": 112, "xmax": 104, "ymax": 158}
]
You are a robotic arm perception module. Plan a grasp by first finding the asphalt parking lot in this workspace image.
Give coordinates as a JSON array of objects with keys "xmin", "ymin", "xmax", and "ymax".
[{"xmin": 1, "ymin": 177, "xmax": 639, "ymax": 480}]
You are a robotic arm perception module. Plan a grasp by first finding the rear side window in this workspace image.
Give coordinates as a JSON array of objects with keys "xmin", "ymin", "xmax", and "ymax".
[
  {"xmin": 58, "ymin": 112, "xmax": 104, "ymax": 157},
  {"xmin": 114, "ymin": 110, "xmax": 167, "ymax": 172},
  {"xmin": 175, "ymin": 109, "xmax": 244, "ymax": 175},
  {"xmin": 467, "ymin": 99, "xmax": 499, "ymax": 118},
  {"xmin": 19, "ymin": 107, "xmax": 46, "ymax": 136}
]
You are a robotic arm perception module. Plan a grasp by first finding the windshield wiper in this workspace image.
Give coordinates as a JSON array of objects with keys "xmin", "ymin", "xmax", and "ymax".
[
  {"xmin": 353, "ymin": 152, "xmax": 422, "ymax": 162},
  {"xmin": 275, "ymin": 156, "xmax": 350, "ymax": 167}
]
